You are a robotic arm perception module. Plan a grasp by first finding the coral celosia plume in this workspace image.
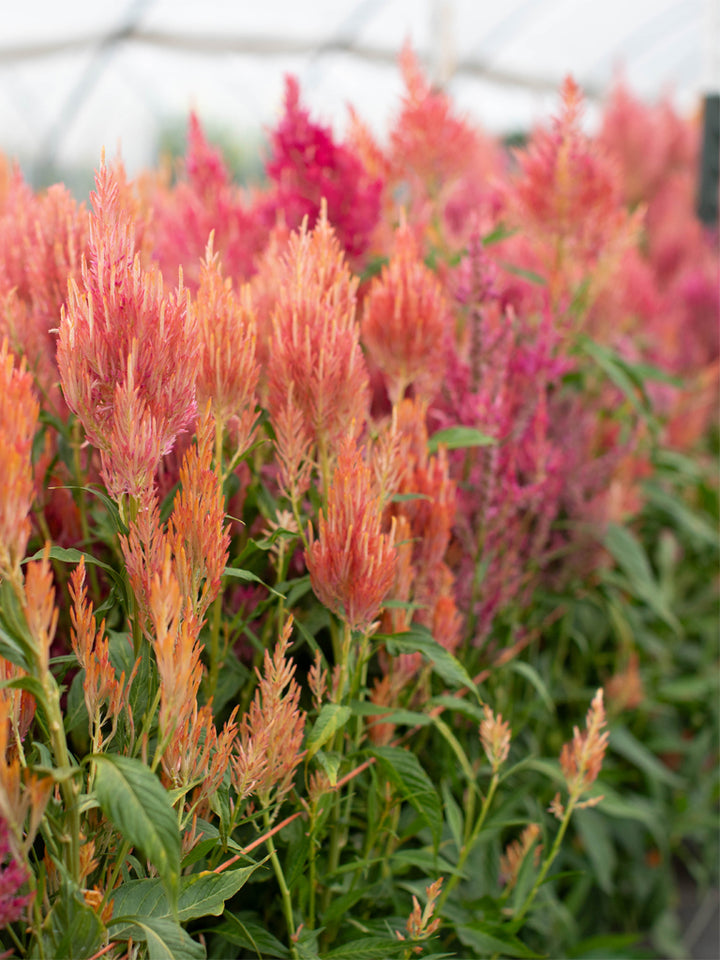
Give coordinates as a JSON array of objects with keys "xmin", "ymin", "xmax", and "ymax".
[
  {"xmin": 58, "ymin": 161, "xmax": 199, "ymax": 507},
  {"xmin": 0, "ymin": 340, "xmax": 39, "ymax": 581},
  {"xmin": 306, "ymin": 437, "xmax": 396, "ymax": 633}
]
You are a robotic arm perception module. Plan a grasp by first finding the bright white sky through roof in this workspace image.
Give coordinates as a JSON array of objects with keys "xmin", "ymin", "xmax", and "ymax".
[{"xmin": 0, "ymin": 0, "xmax": 715, "ymax": 183}]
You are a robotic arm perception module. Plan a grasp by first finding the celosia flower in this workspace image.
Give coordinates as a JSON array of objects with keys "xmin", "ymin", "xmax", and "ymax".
[
  {"xmin": 505, "ymin": 76, "xmax": 639, "ymax": 310},
  {"xmin": 0, "ymin": 816, "xmax": 31, "ymax": 928},
  {"xmin": 166, "ymin": 407, "xmax": 230, "ymax": 624},
  {"xmin": 0, "ymin": 660, "xmax": 35, "ymax": 748},
  {"xmin": 479, "ymin": 704, "xmax": 512, "ymax": 774},
  {"xmin": 150, "ymin": 112, "xmax": 270, "ymax": 288},
  {"xmin": 58, "ymin": 161, "xmax": 198, "ymax": 508},
  {"xmin": 267, "ymin": 209, "xmax": 370, "ymax": 462},
  {"xmin": 162, "ymin": 702, "xmax": 237, "ymax": 819},
  {"xmin": 22, "ymin": 548, "xmax": 58, "ymax": 678},
  {"xmin": 397, "ymin": 876, "xmax": 443, "ymax": 945},
  {"xmin": 69, "ymin": 559, "xmax": 132, "ymax": 748},
  {"xmin": 361, "ymin": 220, "xmax": 450, "ymax": 403},
  {"xmin": 192, "ymin": 237, "xmax": 259, "ymax": 451},
  {"xmin": 231, "ymin": 617, "xmax": 306, "ymax": 808},
  {"xmin": 265, "ymin": 75, "xmax": 382, "ymax": 261},
  {"xmin": 306, "ymin": 437, "xmax": 396, "ymax": 634},
  {"xmin": 606, "ymin": 652, "xmax": 644, "ymax": 712},
  {"xmin": 0, "ymin": 339, "xmax": 39, "ymax": 581},
  {"xmin": 500, "ymin": 823, "xmax": 542, "ymax": 889},
  {"xmin": 0, "ymin": 178, "xmax": 88, "ymax": 413},
  {"xmin": 149, "ymin": 547, "xmax": 204, "ymax": 744},
  {"xmin": 559, "ymin": 688, "xmax": 609, "ymax": 803}
]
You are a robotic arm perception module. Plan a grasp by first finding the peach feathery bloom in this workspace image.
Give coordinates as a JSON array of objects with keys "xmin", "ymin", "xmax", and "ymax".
[
  {"xmin": 0, "ymin": 339, "xmax": 39, "ymax": 581},
  {"xmin": 306, "ymin": 436, "xmax": 396, "ymax": 633}
]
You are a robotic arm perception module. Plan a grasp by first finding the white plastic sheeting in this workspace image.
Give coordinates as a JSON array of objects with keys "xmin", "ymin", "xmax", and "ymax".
[{"xmin": 0, "ymin": 0, "xmax": 714, "ymax": 180}]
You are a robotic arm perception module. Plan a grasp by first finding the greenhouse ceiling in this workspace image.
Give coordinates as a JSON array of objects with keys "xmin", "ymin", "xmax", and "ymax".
[{"xmin": 1, "ymin": 0, "xmax": 716, "ymax": 183}]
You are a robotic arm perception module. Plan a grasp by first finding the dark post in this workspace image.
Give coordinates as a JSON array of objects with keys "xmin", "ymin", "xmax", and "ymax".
[{"xmin": 697, "ymin": 93, "xmax": 719, "ymax": 226}]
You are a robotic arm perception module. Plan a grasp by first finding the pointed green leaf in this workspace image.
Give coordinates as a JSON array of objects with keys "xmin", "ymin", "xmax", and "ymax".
[
  {"xmin": 428, "ymin": 425, "xmax": 496, "ymax": 453},
  {"xmin": 110, "ymin": 861, "xmax": 262, "ymax": 937},
  {"xmin": 324, "ymin": 936, "xmax": 408, "ymax": 959},
  {"xmin": 211, "ymin": 913, "xmax": 289, "ymax": 958},
  {"xmin": 223, "ymin": 565, "xmax": 285, "ymax": 598},
  {"xmin": 458, "ymin": 923, "xmax": 543, "ymax": 958},
  {"xmin": 306, "ymin": 704, "xmax": 352, "ymax": 760},
  {"xmin": 604, "ymin": 523, "xmax": 681, "ymax": 632},
  {"xmin": 117, "ymin": 918, "xmax": 205, "ymax": 960},
  {"xmin": 609, "ymin": 724, "xmax": 683, "ymax": 788},
  {"xmin": 382, "ymin": 625, "xmax": 479, "ymax": 700},
  {"xmin": 506, "ymin": 660, "xmax": 555, "ymax": 714},
  {"xmin": 370, "ymin": 745, "xmax": 443, "ymax": 847},
  {"xmin": 93, "ymin": 755, "xmax": 181, "ymax": 906},
  {"xmin": 41, "ymin": 880, "xmax": 105, "ymax": 959}
]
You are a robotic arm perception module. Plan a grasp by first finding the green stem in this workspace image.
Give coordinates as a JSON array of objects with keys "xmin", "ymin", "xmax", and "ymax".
[
  {"xmin": 263, "ymin": 808, "xmax": 299, "ymax": 959},
  {"xmin": 101, "ymin": 839, "xmax": 132, "ymax": 916},
  {"xmin": 435, "ymin": 773, "xmax": 499, "ymax": 917},
  {"xmin": 513, "ymin": 798, "xmax": 576, "ymax": 925},
  {"xmin": 71, "ymin": 418, "xmax": 99, "ymax": 598},
  {"xmin": 6, "ymin": 912, "xmax": 26, "ymax": 953},
  {"xmin": 43, "ymin": 671, "xmax": 81, "ymax": 883},
  {"xmin": 207, "ymin": 419, "xmax": 226, "ymax": 700}
]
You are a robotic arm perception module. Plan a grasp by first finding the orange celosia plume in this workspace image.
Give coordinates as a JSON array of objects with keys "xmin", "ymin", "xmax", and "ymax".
[
  {"xmin": 266, "ymin": 208, "xmax": 369, "ymax": 468},
  {"xmin": 362, "ymin": 221, "xmax": 450, "ymax": 403},
  {"xmin": 306, "ymin": 437, "xmax": 396, "ymax": 634},
  {"xmin": 0, "ymin": 339, "xmax": 39, "ymax": 581}
]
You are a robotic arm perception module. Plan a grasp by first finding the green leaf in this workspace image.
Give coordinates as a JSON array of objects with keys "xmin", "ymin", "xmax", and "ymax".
[
  {"xmin": 597, "ymin": 788, "xmax": 665, "ymax": 848},
  {"xmin": 0, "ymin": 673, "xmax": 47, "ymax": 705},
  {"xmin": 24, "ymin": 543, "xmax": 130, "ymax": 608},
  {"xmin": 306, "ymin": 704, "xmax": 352, "ymax": 760},
  {"xmin": 603, "ymin": 523, "xmax": 681, "ymax": 632},
  {"xmin": 441, "ymin": 780, "xmax": 464, "ymax": 853},
  {"xmin": 0, "ymin": 578, "xmax": 33, "ymax": 671},
  {"xmin": 110, "ymin": 862, "xmax": 262, "ymax": 935},
  {"xmin": 390, "ymin": 491, "xmax": 434, "ymax": 503},
  {"xmin": 115, "ymin": 918, "xmax": 205, "ymax": 960},
  {"xmin": 24, "ymin": 544, "xmax": 113, "ymax": 571},
  {"xmin": 579, "ymin": 337, "xmax": 658, "ymax": 426},
  {"xmin": 324, "ymin": 936, "xmax": 408, "ymax": 959},
  {"xmin": 498, "ymin": 262, "xmax": 546, "ymax": 285},
  {"xmin": 315, "ymin": 749, "xmax": 341, "ymax": 786},
  {"xmin": 574, "ymin": 808, "xmax": 616, "ymax": 895},
  {"xmin": 93, "ymin": 754, "xmax": 181, "ymax": 907},
  {"xmin": 506, "ymin": 660, "xmax": 555, "ymax": 714},
  {"xmin": 350, "ymin": 700, "xmax": 432, "ymax": 729},
  {"xmin": 369, "ymin": 745, "xmax": 443, "ymax": 847},
  {"xmin": 458, "ymin": 923, "xmax": 543, "ymax": 958},
  {"xmin": 644, "ymin": 482, "xmax": 719, "ymax": 549},
  {"xmin": 427, "ymin": 425, "xmax": 496, "ymax": 454},
  {"xmin": 210, "ymin": 913, "xmax": 289, "ymax": 958},
  {"xmin": 39, "ymin": 880, "xmax": 105, "ymax": 959},
  {"xmin": 223, "ymin": 565, "xmax": 285, "ymax": 598},
  {"xmin": 482, "ymin": 224, "xmax": 517, "ymax": 246},
  {"xmin": 568, "ymin": 932, "xmax": 642, "ymax": 959},
  {"xmin": 428, "ymin": 694, "xmax": 486, "ymax": 724},
  {"xmin": 381, "ymin": 624, "xmax": 480, "ymax": 700},
  {"xmin": 609, "ymin": 724, "xmax": 684, "ymax": 789}
]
